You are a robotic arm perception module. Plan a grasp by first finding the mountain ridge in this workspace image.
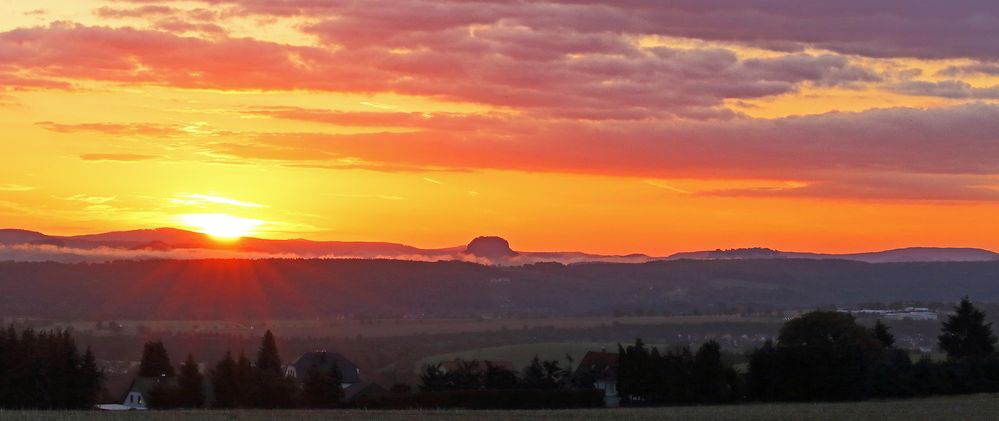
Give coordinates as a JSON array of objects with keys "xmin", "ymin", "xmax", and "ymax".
[{"xmin": 0, "ymin": 228, "xmax": 996, "ymax": 264}]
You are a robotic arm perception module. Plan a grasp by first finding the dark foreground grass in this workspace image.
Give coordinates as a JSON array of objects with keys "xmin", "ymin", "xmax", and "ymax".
[{"xmin": 2, "ymin": 394, "xmax": 998, "ymax": 421}]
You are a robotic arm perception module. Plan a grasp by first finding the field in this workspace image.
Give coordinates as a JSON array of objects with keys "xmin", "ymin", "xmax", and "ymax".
[
  {"xmin": 414, "ymin": 342, "xmax": 627, "ymax": 371},
  {"xmin": 3, "ymin": 394, "xmax": 999, "ymax": 420},
  {"xmin": 51, "ymin": 315, "xmax": 779, "ymax": 339}
]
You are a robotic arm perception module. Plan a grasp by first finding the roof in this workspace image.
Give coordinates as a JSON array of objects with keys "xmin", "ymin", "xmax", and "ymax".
[
  {"xmin": 343, "ymin": 382, "xmax": 387, "ymax": 402},
  {"xmin": 290, "ymin": 351, "xmax": 361, "ymax": 384},
  {"xmin": 578, "ymin": 351, "xmax": 618, "ymax": 381}
]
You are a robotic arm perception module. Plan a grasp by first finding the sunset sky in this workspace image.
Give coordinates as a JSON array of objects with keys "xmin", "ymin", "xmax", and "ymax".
[{"xmin": 1, "ymin": 0, "xmax": 998, "ymax": 255}]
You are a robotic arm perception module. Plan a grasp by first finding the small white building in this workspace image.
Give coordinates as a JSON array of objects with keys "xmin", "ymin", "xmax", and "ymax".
[
  {"xmin": 103, "ymin": 376, "xmax": 176, "ymax": 410},
  {"xmin": 576, "ymin": 351, "xmax": 619, "ymax": 407}
]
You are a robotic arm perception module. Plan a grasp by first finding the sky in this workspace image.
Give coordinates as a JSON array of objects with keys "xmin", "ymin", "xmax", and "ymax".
[{"xmin": 1, "ymin": 0, "xmax": 998, "ymax": 255}]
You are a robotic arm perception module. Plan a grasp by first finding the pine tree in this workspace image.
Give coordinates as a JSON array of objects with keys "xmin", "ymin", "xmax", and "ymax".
[
  {"xmin": 211, "ymin": 351, "xmax": 239, "ymax": 408},
  {"xmin": 236, "ymin": 351, "xmax": 256, "ymax": 407},
  {"xmin": 254, "ymin": 331, "xmax": 292, "ymax": 408},
  {"xmin": 303, "ymin": 355, "xmax": 343, "ymax": 408},
  {"xmin": 939, "ymin": 297, "xmax": 997, "ymax": 361},
  {"xmin": 138, "ymin": 341, "xmax": 175, "ymax": 377},
  {"xmin": 256, "ymin": 330, "xmax": 282, "ymax": 375},
  {"xmin": 177, "ymin": 354, "xmax": 205, "ymax": 408},
  {"xmin": 73, "ymin": 347, "xmax": 103, "ymax": 408}
]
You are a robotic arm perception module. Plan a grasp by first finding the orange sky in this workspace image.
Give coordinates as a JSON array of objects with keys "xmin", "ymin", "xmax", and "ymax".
[{"xmin": 1, "ymin": 0, "xmax": 998, "ymax": 255}]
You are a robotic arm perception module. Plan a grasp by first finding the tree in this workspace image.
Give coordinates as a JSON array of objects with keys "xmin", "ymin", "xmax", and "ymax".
[
  {"xmin": 692, "ymin": 341, "xmax": 738, "ymax": 403},
  {"xmin": 303, "ymin": 356, "xmax": 343, "ymax": 408},
  {"xmin": 871, "ymin": 320, "xmax": 895, "ymax": 348},
  {"xmin": 73, "ymin": 347, "xmax": 104, "ymax": 408},
  {"xmin": 521, "ymin": 356, "xmax": 547, "ymax": 389},
  {"xmin": 747, "ymin": 339, "xmax": 779, "ymax": 401},
  {"xmin": 138, "ymin": 341, "xmax": 175, "ymax": 377},
  {"xmin": 419, "ymin": 363, "xmax": 447, "ymax": 391},
  {"xmin": 235, "ymin": 351, "xmax": 256, "ymax": 406},
  {"xmin": 253, "ymin": 331, "xmax": 293, "ymax": 408},
  {"xmin": 774, "ymin": 311, "xmax": 883, "ymax": 401},
  {"xmin": 210, "ymin": 351, "xmax": 239, "ymax": 408},
  {"xmin": 939, "ymin": 297, "xmax": 997, "ymax": 361},
  {"xmin": 177, "ymin": 354, "xmax": 205, "ymax": 408},
  {"xmin": 483, "ymin": 362, "xmax": 518, "ymax": 390}
]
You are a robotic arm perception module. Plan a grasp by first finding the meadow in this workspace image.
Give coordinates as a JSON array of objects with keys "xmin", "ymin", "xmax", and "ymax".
[
  {"xmin": 58, "ymin": 315, "xmax": 779, "ymax": 339},
  {"xmin": 2, "ymin": 394, "xmax": 998, "ymax": 420}
]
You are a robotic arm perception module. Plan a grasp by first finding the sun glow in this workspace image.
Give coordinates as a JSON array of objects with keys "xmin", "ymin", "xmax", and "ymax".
[{"xmin": 179, "ymin": 213, "xmax": 262, "ymax": 239}]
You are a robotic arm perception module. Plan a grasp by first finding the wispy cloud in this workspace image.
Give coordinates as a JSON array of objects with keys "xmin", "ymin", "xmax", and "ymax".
[
  {"xmin": 0, "ymin": 184, "xmax": 34, "ymax": 192},
  {"xmin": 66, "ymin": 194, "xmax": 116, "ymax": 204},
  {"xmin": 80, "ymin": 153, "xmax": 159, "ymax": 162},
  {"xmin": 170, "ymin": 193, "xmax": 266, "ymax": 208},
  {"xmin": 644, "ymin": 179, "xmax": 691, "ymax": 194},
  {"xmin": 330, "ymin": 193, "xmax": 406, "ymax": 201}
]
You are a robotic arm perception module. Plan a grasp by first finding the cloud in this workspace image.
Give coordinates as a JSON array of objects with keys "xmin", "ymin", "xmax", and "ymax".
[
  {"xmin": 37, "ymin": 121, "xmax": 182, "ymax": 136},
  {"xmin": 66, "ymin": 194, "xmax": 116, "ymax": 204},
  {"xmin": 170, "ymin": 193, "xmax": 265, "ymax": 208},
  {"xmin": 700, "ymin": 173, "xmax": 999, "ymax": 202},
  {"xmin": 237, "ymin": 103, "xmax": 999, "ymax": 177},
  {"xmin": 79, "ymin": 153, "xmax": 159, "ymax": 162},
  {"xmin": 1, "ymin": 22, "xmax": 879, "ymax": 120},
  {"xmin": 938, "ymin": 62, "xmax": 999, "ymax": 77},
  {"xmin": 0, "ymin": 184, "xmax": 35, "ymax": 192},
  {"xmin": 114, "ymin": 0, "xmax": 999, "ymax": 60},
  {"xmin": 224, "ymin": 103, "xmax": 999, "ymax": 201},
  {"xmin": 890, "ymin": 80, "xmax": 999, "ymax": 99}
]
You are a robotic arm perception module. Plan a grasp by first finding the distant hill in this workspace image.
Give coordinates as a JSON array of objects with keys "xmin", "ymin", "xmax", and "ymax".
[
  {"xmin": 0, "ymin": 228, "xmax": 996, "ymax": 264},
  {"xmin": 464, "ymin": 236, "xmax": 519, "ymax": 259},
  {"xmin": 0, "ymin": 228, "xmax": 651, "ymax": 264},
  {"xmin": 667, "ymin": 247, "xmax": 999, "ymax": 263}
]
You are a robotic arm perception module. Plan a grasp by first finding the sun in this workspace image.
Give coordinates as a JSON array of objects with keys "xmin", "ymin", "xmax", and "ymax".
[{"xmin": 179, "ymin": 213, "xmax": 262, "ymax": 240}]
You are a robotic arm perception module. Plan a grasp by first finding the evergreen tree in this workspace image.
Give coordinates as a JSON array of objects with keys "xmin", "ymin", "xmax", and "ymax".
[
  {"xmin": 256, "ymin": 330, "xmax": 282, "ymax": 375},
  {"xmin": 73, "ymin": 347, "xmax": 103, "ymax": 408},
  {"xmin": 211, "ymin": 351, "xmax": 239, "ymax": 408},
  {"xmin": 235, "ymin": 351, "xmax": 256, "ymax": 407},
  {"xmin": 939, "ymin": 297, "xmax": 997, "ymax": 361},
  {"xmin": 872, "ymin": 320, "xmax": 896, "ymax": 348},
  {"xmin": 303, "ymin": 356, "xmax": 343, "ymax": 408},
  {"xmin": 0, "ymin": 326, "xmax": 104, "ymax": 409},
  {"xmin": 254, "ymin": 331, "xmax": 293, "ymax": 408},
  {"xmin": 521, "ymin": 356, "xmax": 547, "ymax": 389},
  {"xmin": 138, "ymin": 341, "xmax": 175, "ymax": 377},
  {"xmin": 747, "ymin": 339, "xmax": 780, "ymax": 401},
  {"xmin": 177, "ymin": 354, "xmax": 205, "ymax": 408},
  {"xmin": 693, "ymin": 341, "xmax": 735, "ymax": 403}
]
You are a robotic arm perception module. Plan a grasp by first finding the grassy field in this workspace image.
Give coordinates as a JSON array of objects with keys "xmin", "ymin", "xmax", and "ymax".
[
  {"xmin": 3, "ymin": 395, "xmax": 999, "ymax": 420},
  {"xmin": 413, "ymin": 342, "xmax": 625, "ymax": 371},
  {"xmin": 53, "ymin": 315, "xmax": 779, "ymax": 339}
]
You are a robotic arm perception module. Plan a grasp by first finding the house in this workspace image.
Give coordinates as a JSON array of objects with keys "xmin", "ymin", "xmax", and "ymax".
[
  {"xmin": 109, "ymin": 376, "xmax": 177, "ymax": 410},
  {"xmin": 576, "ymin": 351, "xmax": 619, "ymax": 407},
  {"xmin": 286, "ymin": 351, "xmax": 362, "ymax": 390}
]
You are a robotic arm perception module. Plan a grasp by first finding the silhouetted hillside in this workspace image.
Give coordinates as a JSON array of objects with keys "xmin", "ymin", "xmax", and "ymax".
[{"xmin": 1, "ymin": 259, "xmax": 998, "ymax": 320}]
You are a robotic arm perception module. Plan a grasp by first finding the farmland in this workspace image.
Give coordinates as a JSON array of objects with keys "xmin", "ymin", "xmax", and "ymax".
[{"xmin": 3, "ymin": 394, "xmax": 999, "ymax": 420}]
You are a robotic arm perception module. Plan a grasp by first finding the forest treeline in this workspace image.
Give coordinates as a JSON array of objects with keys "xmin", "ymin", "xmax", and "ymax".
[
  {"xmin": 617, "ymin": 297, "xmax": 999, "ymax": 405},
  {"xmin": 3, "ymin": 259, "xmax": 999, "ymax": 319},
  {"xmin": 0, "ymin": 327, "xmax": 103, "ymax": 409},
  {"xmin": 2, "ymin": 297, "xmax": 999, "ymax": 409}
]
